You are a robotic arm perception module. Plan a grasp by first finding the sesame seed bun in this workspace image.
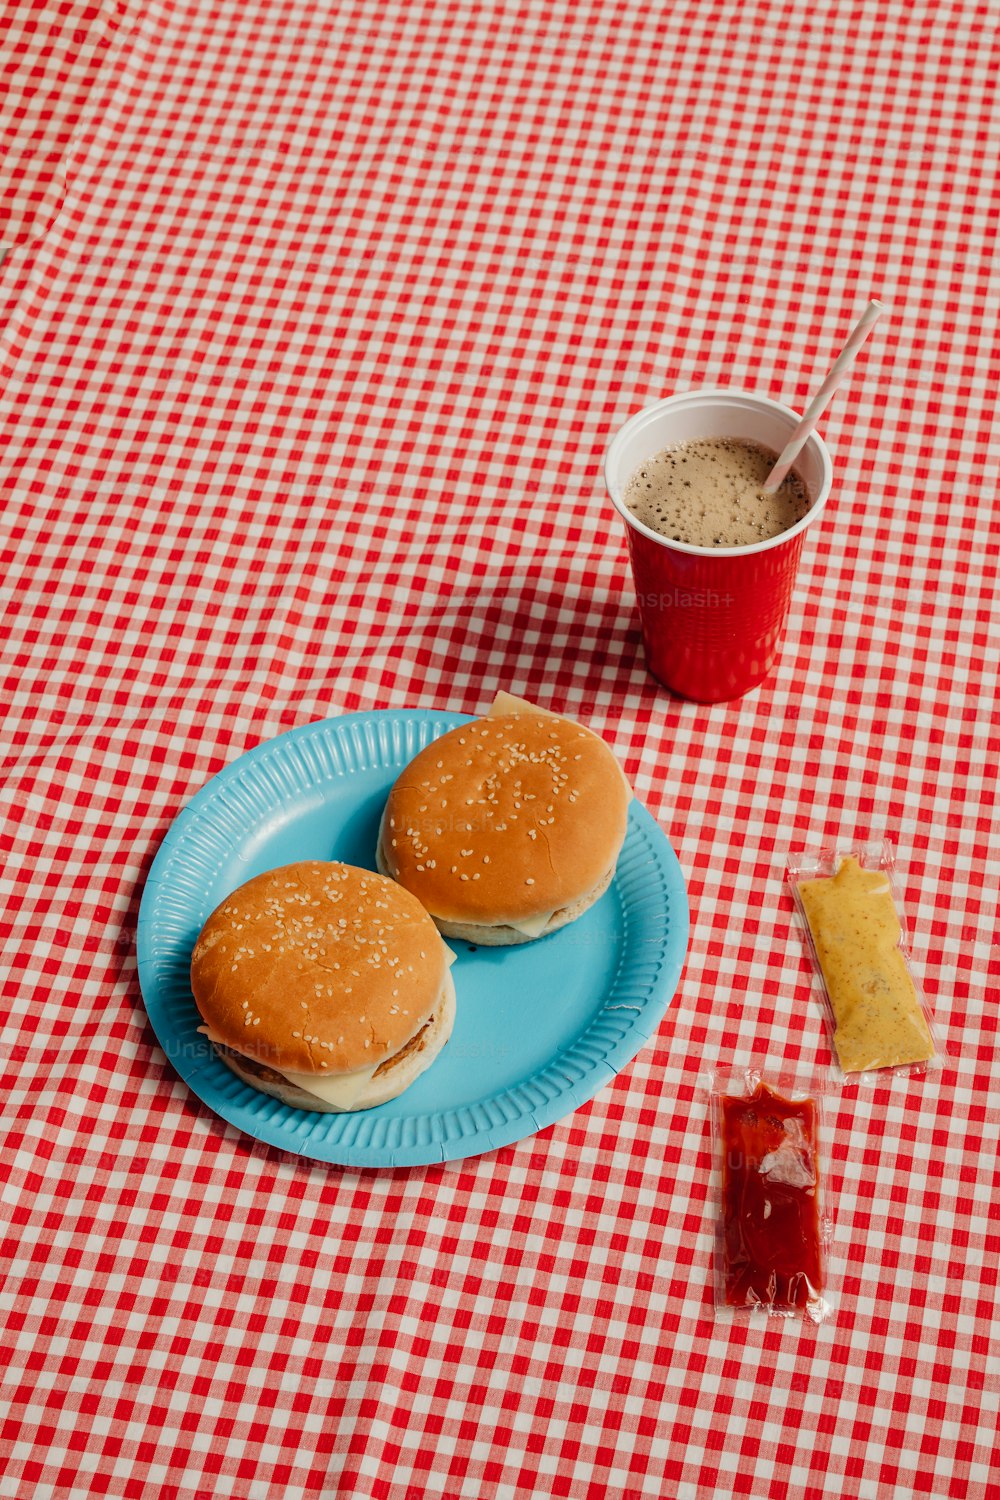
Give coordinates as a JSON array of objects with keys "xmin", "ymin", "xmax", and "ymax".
[
  {"xmin": 377, "ymin": 697, "xmax": 631, "ymax": 943},
  {"xmin": 190, "ymin": 861, "xmax": 455, "ymax": 1111}
]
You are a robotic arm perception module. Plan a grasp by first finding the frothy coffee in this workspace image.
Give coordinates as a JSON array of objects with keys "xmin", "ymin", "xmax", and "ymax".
[{"xmin": 623, "ymin": 438, "xmax": 811, "ymax": 549}]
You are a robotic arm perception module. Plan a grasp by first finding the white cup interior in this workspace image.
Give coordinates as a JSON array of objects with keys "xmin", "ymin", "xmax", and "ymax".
[{"xmin": 605, "ymin": 389, "xmax": 834, "ymax": 556}]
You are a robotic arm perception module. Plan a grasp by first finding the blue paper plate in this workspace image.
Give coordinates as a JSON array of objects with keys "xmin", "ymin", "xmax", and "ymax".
[{"xmin": 136, "ymin": 710, "xmax": 689, "ymax": 1167}]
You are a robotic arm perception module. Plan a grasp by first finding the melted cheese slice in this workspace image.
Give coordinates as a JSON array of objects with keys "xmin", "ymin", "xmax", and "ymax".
[
  {"xmin": 505, "ymin": 910, "xmax": 554, "ymax": 939},
  {"xmin": 488, "ymin": 691, "xmax": 558, "ymax": 718},
  {"xmin": 199, "ymin": 1024, "xmax": 383, "ymax": 1108},
  {"xmin": 279, "ymin": 1062, "xmax": 382, "ymax": 1109}
]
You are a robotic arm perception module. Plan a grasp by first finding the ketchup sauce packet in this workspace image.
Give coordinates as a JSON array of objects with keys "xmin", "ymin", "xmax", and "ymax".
[{"xmin": 707, "ymin": 1068, "xmax": 834, "ymax": 1324}]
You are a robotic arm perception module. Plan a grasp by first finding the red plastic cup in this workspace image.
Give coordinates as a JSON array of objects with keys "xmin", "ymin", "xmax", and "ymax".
[{"xmin": 605, "ymin": 389, "xmax": 834, "ymax": 702}]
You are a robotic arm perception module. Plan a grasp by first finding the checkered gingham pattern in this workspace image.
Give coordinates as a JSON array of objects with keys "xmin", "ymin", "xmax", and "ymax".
[{"xmin": 1, "ymin": 0, "xmax": 998, "ymax": 1496}]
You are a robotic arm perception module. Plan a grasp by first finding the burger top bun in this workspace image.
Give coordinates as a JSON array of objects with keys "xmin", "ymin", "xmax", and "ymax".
[
  {"xmin": 191, "ymin": 861, "xmax": 452, "ymax": 1078},
  {"xmin": 378, "ymin": 693, "xmax": 631, "ymax": 930}
]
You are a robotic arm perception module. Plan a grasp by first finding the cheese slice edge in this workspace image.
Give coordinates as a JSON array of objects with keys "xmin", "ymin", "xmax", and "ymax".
[
  {"xmin": 198, "ymin": 1025, "xmax": 382, "ymax": 1108},
  {"xmin": 486, "ymin": 691, "xmax": 632, "ymax": 801},
  {"xmin": 505, "ymin": 910, "xmax": 554, "ymax": 939},
  {"xmin": 487, "ymin": 691, "xmax": 558, "ymax": 718}
]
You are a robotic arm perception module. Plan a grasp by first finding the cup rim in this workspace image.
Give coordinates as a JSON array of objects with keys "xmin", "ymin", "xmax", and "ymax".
[{"xmin": 604, "ymin": 387, "xmax": 834, "ymax": 558}]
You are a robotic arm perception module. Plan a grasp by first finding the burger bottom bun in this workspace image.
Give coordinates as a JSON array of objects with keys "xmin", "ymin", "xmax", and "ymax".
[
  {"xmin": 377, "ymin": 835, "xmax": 614, "ymax": 945},
  {"xmin": 212, "ymin": 971, "xmax": 456, "ymax": 1113}
]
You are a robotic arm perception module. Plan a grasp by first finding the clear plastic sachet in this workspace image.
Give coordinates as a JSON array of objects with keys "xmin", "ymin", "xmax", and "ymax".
[
  {"xmin": 786, "ymin": 839, "xmax": 943, "ymax": 1082},
  {"xmin": 708, "ymin": 1067, "xmax": 834, "ymax": 1325}
]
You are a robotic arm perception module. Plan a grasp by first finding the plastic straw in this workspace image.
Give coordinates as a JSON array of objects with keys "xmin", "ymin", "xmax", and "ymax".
[{"xmin": 762, "ymin": 300, "xmax": 884, "ymax": 493}]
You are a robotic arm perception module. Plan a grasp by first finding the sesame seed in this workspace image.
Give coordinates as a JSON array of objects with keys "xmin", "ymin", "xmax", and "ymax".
[{"xmin": 526, "ymin": 878, "xmax": 535, "ymax": 885}]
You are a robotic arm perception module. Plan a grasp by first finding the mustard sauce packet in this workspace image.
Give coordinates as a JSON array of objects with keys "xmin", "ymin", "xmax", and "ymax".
[{"xmin": 787, "ymin": 841, "xmax": 943, "ymax": 1081}]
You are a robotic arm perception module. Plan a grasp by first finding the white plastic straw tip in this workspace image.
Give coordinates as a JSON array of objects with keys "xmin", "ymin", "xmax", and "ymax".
[{"xmin": 761, "ymin": 302, "xmax": 887, "ymax": 493}]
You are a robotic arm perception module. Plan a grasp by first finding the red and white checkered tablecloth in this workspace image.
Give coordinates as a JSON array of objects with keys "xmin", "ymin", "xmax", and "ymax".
[{"xmin": 2, "ymin": 0, "xmax": 998, "ymax": 1494}]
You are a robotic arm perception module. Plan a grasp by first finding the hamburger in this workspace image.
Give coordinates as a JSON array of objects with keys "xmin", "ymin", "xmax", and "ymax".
[
  {"xmin": 376, "ymin": 692, "xmax": 632, "ymax": 944},
  {"xmin": 191, "ymin": 861, "xmax": 456, "ymax": 1111}
]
